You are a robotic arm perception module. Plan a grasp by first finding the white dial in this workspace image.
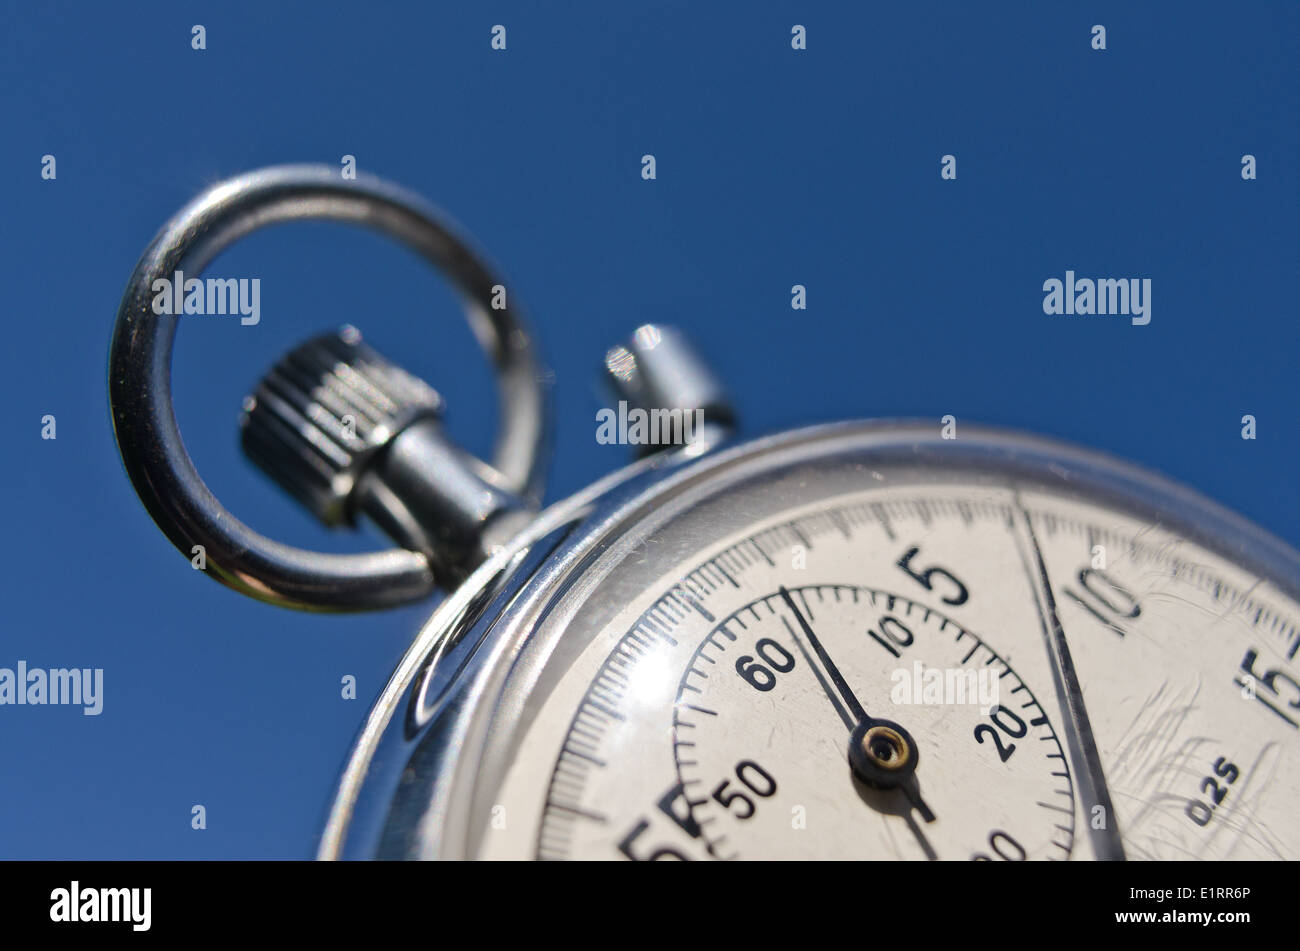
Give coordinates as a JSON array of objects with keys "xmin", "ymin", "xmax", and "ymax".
[{"xmin": 477, "ymin": 483, "xmax": 1300, "ymax": 861}]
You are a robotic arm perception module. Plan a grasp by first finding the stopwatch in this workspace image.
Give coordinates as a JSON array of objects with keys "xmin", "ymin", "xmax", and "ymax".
[{"xmin": 110, "ymin": 166, "xmax": 1300, "ymax": 861}]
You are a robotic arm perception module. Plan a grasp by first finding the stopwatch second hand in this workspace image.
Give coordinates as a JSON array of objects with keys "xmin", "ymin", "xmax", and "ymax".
[
  {"xmin": 778, "ymin": 587, "xmax": 937, "ymax": 831},
  {"xmin": 1016, "ymin": 510, "xmax": 1127, "ymax": 861}
]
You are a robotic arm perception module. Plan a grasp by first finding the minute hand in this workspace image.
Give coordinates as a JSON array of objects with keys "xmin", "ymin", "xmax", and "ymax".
[{"xmin": 779, "ymin": 586, "xmax": 868, "ymax": 723}]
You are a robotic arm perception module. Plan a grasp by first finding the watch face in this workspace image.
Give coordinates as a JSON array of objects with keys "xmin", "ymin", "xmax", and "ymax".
[{"xmin": 392, "ymin": 425, "xmax": 1300, "ymax": 861}]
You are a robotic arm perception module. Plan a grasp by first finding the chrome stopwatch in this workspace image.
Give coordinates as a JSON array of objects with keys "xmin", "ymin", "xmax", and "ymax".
[{"xmin": 111, "ymin": 167, "xmax": 1300, "ymax": 862}]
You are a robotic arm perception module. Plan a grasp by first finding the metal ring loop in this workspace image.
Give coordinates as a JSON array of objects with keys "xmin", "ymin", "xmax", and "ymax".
[{"xmin": 109, "ymin": 165, "xmax": 550, "ymax": 611}]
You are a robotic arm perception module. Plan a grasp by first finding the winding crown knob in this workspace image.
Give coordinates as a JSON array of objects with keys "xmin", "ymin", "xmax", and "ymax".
[{"xmin": 240, "ymin": 326, "xmax": 444, "ymax": 526}]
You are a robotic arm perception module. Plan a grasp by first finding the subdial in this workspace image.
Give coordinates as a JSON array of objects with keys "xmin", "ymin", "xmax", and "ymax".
[{"xmin": 671, "ymin": 584, "xmax": 1074, "ymax": 860}]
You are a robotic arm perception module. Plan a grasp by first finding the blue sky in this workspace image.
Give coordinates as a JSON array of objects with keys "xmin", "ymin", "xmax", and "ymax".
[{"xmin": 0, "ymin": 2, "xmax": 1296, "ymax": 857}]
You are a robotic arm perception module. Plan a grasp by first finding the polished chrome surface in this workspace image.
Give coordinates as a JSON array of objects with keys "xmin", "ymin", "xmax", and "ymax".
[
  {"xmin": 603, "ymin": 324, "xmax": 736, "ymax": 455},
  {"xmin": 317, "ymin": 439, "xmax": 690, "ymax": 858},
  {"xmin": 108, "ymin": 165, "xmax": 550, "ymax": 611},
  {"xmin": 240, "ymin": 325, "xmax": 447, "ymax": 527},
  {"xmin": 241, "ymin": 326, "xmax": 534, "ymax": 586}
]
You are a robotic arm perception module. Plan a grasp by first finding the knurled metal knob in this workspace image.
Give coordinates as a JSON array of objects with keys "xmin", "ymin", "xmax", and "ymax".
[
  {"xmin": 240, "ymin": 326, "xmax": 444, "ymax": 527},
  {"xmin": 109, "ymin": 164, "xmax": 549, "ymax": 611}
]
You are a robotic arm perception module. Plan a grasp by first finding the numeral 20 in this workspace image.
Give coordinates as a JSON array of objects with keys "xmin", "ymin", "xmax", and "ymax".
[{"xmin": 972, "ymin": 704, "xmax": 1027, "ymax": 763}]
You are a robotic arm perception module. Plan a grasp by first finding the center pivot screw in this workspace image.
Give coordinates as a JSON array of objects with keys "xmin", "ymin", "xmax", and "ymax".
[{"xmin": 848, "ymin": 719, "xmax": 920, "ymax": 788}]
